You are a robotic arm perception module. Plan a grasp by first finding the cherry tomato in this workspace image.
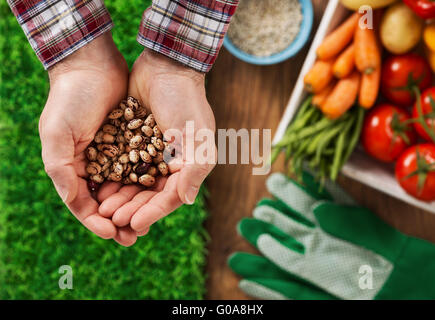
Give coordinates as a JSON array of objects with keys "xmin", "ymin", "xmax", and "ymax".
[
  {"xmin": 362, "ymin": 104, "xmax": 416, "ymax": 162},
  {"xmin": 412, "ymin": 87, "xmax": 435, "ymax": 142},
  {"xmin": 381, "ymin": 54, "xmax": 432, "ymax": 106},
  {"xmin": 395, "ymin": 144, "xmax": 435, "ymax": 201}
]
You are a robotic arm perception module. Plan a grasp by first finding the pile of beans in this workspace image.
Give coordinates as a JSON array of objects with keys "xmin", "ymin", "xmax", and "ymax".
[{"xmin": 86, "ymin": 96, "xmax": 170, "ymax": 191}]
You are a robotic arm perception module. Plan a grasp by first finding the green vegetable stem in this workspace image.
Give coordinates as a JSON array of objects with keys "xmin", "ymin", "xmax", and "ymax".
[{"xmin": 272, "ymin": 96, "xmax": 365, "ymax": 184}]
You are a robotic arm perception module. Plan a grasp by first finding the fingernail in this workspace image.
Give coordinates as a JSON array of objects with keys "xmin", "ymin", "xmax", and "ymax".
[{"xmin": 185, "ymin": 186, "xmax": 198, "ymax": 205}]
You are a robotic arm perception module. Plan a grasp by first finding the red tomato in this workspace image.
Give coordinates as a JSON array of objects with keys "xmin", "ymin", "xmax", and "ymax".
[
  {"xmin": 362, "ymin": 104, "xmax": 416, "ymax": 162},
  {"xmin": 412, "ymin": 87, "xmax": 435, "ymax": 142},
  {"xmin": 395, "ymin": 144, "xmax": 435, "ymax": 201},
  {"xmin": 381, "ymin": 54, "xmax": 432, "ymax": 106}
]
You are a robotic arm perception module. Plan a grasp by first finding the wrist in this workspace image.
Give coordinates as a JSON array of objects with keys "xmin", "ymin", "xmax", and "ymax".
[
  {"xmin": 48, "ymin": 33, "xmax": 125, "ymax": 81},
  {"xmin": 139, "ymin": 49, "xmax": 205, "ymax": 83}
]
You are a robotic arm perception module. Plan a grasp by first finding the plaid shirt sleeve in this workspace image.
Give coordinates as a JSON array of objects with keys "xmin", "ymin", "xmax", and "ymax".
[
  {"xmin": 7, "ymin": 0, "xmax": 113, "ymax": 69},
  {"xmin": 138, "ymin": 0, "xmax": 239, "ymax": 73}
]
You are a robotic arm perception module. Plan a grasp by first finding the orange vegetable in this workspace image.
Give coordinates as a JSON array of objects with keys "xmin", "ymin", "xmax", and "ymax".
[
  {"xmin": 426, "ymin": 46, "xmax": 435, "ymax": 73},
  {"xmin": 359, "ymin": 67, "xmax": 381, "ymax": 109},
  {"xmin": 322, "ymin": 71, "xmax": 361, "ymax": 119},
  {"xmin": 333, "ymin": 44, "xmax": 355, "ymax": 78},
  {"xmin": 424, "ymin": 22, "xmax": 435, "ymax": 52},
  {"xmin": 304, "ymin": 59, "xmax": 334, "ymax": 93},
  {"xmin": 354, "ymin": 14, "xmax": 381, "ymax": 74},
  {"xmin": 316, "ymin": 13, "xmax": 359, "ymax": 60},
  {"xmin": 312, "ymin": 81, "xmax": 335, "ymax": 109}
]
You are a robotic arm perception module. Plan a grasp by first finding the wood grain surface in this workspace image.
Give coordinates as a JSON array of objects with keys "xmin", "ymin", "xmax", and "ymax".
[{"xmin": 204, "ymin": 0, "xmax": 435, "ymax": 300}]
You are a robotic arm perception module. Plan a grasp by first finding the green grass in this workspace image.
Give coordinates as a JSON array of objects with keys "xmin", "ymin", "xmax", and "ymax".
[{"xmin": 0, "ymin": 1, "xmax": 208, "ymax": 299}]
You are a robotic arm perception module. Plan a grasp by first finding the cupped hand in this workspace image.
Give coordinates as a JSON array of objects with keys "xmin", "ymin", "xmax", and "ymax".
[
  {"xmin": 39, "ymin": 33, "xmax": 137, "ymax": 246},
  {"xmin": 98, "ymin": 49, "xmax": 216, "ymax": 233}
]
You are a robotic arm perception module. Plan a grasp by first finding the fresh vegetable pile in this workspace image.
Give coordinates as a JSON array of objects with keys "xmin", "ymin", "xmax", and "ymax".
[
  {"xmin": 274, "ymin": 7, "xmax": 381, "ymax": 183},
  {"xmin": 364, "ymin": 54, "xmax": 434, "ymax": 201},
  {"xmin": 305, "ymin": 10, "xmax": 382, "ymax": 118},
  {"xmin": 275, "ymin": 0, "xmax": 435, "ymax": 202},
  {"xmin": 362, "ymin": 0, "xmax": 435, "ymax": 202}
]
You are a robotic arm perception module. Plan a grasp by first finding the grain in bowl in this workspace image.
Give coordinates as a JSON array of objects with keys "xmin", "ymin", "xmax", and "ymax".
[{"xmin": 227, "ymin": 0, "xmax": 303, "ymax": 57}]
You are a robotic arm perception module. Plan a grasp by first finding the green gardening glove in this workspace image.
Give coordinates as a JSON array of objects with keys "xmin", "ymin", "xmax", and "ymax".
[{"xmin": 228, "ymin": 173, "xmax": 435, "ymax": 300}]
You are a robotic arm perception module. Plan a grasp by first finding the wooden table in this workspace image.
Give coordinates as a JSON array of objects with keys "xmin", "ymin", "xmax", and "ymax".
[{"xmin": 205, "ymin": 0, "xmax": 435, "ymax": 300}]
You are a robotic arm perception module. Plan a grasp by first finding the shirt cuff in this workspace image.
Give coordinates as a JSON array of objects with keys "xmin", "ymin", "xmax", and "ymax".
[
  {"xmin": 137, "ymin": 0, "xmax": 239, "ymax": 73},
  {"xmin": 8, "ymin": 0, "xmax": 113, "ymax": 69}
]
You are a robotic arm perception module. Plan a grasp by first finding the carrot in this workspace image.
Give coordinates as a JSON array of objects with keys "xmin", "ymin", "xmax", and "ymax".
[
  {"xmin": 316, "ymin": 13, "xmax": 359, "ymax": 60},
  {"xmin": 322, "ymin": 71, "xmax": 360, "ymax": 119},
  {"xmin": 304, "ymin": 59, "xmax": 334, "ymax": 93},
  {"xmin": 354, "ymin": 14, "xmax": 381, "ymax": 74},
  {"xmin": 359, "ymin": 67, "xmax": 381, "ymax": 109},
  {"xmin": 312, "ymin": 81, "xmax": 335, "ymax": 109},
  {"xmin": 333, "ymin": 44, "xmax": 355, "ymax": 78}
]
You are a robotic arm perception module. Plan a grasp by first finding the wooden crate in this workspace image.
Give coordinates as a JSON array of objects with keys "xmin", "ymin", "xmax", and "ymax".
[{"xmin": 273, "ymin": 0, "xmax": 435, "ymax": 213}]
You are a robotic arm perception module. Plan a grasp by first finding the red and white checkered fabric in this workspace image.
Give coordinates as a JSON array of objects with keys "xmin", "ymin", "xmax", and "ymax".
[
  {"xmin": 7, "ymin": 0, "xmax": 238, "ymax": 72},
  {"xmin": 138, "ymin": 0, "xmax": 239, "ymax": 72},
  {"xmin": 7, "ymin": 0, "xmax": 113, "ymax": 69}
]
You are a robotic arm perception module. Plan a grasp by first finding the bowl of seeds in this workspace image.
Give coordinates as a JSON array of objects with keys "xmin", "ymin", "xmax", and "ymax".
[{"xmin": 224, "ymin": 0, "xmax": 313, "ymax": 65}]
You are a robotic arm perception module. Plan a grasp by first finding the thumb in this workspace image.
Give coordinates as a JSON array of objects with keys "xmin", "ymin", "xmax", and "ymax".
[
  {"xmin": 177, "ymin": 162, "xmax": 215, "ymax": 205},
  {"xmin": 40, "ymin": 124, "xmax": 78, "ymax": 204},
  {"xmin": 176, "ymin": 135, "xmax": 217, "ymax": 205}
]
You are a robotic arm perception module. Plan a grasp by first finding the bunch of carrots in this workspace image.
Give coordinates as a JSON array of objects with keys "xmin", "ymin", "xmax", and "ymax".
[{"xmin": 304, "ymin": 11, "xmax": 382, "ymax": 119}]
